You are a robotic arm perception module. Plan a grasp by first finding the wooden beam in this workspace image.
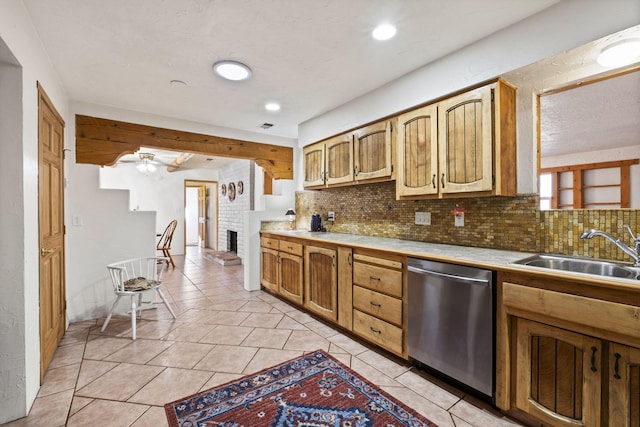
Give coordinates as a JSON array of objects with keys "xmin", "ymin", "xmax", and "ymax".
[
  {"xmin": 263, "ymin": 171, "xmax": 273, "ymax": 195},
  {"xmin": 75, "ymin": 115, "xmax": 293, "ymax": 179}
]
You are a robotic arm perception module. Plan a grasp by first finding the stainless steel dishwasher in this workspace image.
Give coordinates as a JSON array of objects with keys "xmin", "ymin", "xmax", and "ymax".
[{"xmin": 407, "ymin": 258, "xmax": 495, "ymax": 401}]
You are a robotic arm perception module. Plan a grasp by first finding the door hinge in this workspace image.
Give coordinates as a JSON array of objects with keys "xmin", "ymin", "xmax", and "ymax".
[{"xmin": 491, "ymin": 90, "xmax": 495, "ymax": 102}]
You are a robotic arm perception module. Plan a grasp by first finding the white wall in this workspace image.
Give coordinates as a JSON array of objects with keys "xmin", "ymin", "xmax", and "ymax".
[
  {"xmin": 0, "ymin": 1, "xmax": 70, "ymax": 422},
  {"xmin": 99, "ymin": 160, "xmax": 223, "ymax": 255},
  {"xmin": 298, "ymin": 0, "xmax": 640, "ymax": 195}
]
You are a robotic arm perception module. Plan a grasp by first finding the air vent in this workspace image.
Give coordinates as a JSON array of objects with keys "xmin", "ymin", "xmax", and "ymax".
[{"xmin": 259, "ymin": 123, "xmax": 274, "ymax": 129}]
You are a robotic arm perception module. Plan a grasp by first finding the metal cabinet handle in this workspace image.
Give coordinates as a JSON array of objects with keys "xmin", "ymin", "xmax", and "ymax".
[
  {"xmin": 40, "ymin": 248, "xmax": 54, "ymax": 257},
  {"xmin": 614, "ymin": 353, "xmax": 621, "ymax": 379},
  {"xmin": 347, "ymin": 253, "xmax": 352, "ymax": 265},
  {"xmin": 370, "ymin": 327, "xmax": 381, "ymax": 334},
  {"xmin": 431, "ymin": 174, "xmax": 436, "ymax": 189},
  {"xmin": 370, "ymin": 301, "xmax": 381, "ymax": 307},
  {"xmin": 369, "ymin": 275, "xmax": 381, "ymax": 281},
  {"xmin": 441, "ymin": 173, "xmax": 445, "ymax": 188},
  {"xmin": 590, "ymin": 346, "xmax": 598, "ymax": 372}
]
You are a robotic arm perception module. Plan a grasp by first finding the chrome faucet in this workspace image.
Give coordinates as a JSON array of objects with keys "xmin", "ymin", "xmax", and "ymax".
[{"xmin": 580, "ymin": 225, "xmax": 640, "ymax": 267}]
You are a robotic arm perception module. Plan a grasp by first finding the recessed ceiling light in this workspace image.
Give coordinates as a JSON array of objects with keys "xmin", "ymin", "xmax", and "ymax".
[
  {"xmin": 265, "ymin": 102, "xmax": 281, "ymax": 111},
  {"xmin": 212, "ymin": 60, "xmax": 252, "ymax": 81},
  {"xmin": 597, "ymin": 40, "xmax": 640, "ymax": 67},
  {"xmin": 372, "ymin": 24, "xmax": 396, "ymax": 41}
]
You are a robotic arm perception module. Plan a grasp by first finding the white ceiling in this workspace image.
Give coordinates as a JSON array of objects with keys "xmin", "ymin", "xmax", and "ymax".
[
  {"xmin": 540, "ymin": 70, "xmax": 640, "ymax": 157},
  {"xmin": 23, "ymin": 0, "xmax": 559, "ymax": 140}
]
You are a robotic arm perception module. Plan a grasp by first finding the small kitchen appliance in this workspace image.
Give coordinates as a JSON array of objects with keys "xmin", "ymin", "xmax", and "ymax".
[{"xmin": 311, "ymin": 213, "xmax": 323, "ymax": 231}]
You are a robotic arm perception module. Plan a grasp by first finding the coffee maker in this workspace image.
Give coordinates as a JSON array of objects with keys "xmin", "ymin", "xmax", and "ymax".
[{"xmin": 311, "ymin": 212, "xmax": 323, "ymax": 231}]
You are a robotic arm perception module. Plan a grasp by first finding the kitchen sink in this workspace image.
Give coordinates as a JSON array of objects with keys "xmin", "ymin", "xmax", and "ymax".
[{"xmin": 512, "ymin": 254, "xmax": 640, "ymax": 280}]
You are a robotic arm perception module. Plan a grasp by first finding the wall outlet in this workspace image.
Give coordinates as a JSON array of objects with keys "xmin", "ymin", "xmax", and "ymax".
[
  {"xmin": 327, "ymin": 211, "xmax": 335, "ymax": 221},
  {"xmin": 415, "ymin": 212, "xmax": 431, "ymax": 225},
  {"xmin": 455, "ymin": 212, "xmax": 464, "ymax": 227}
]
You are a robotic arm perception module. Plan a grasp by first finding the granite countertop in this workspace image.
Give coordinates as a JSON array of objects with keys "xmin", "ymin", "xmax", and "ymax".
[{"xmin": 261, "ymin": 229, "xmax": 640, "ymax": 291}]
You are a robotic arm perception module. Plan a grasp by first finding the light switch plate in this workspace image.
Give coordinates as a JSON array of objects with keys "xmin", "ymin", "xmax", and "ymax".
[
  {"xmin": 328, "ymin": 211, "xmax": 335, "ymax": 221},
  {"xmin": 455, "ymin": 213, "xmax": 464, "ymax": 227}
]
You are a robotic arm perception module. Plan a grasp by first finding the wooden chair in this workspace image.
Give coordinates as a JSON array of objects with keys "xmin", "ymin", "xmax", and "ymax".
[
  {"xmin": 157, "ymin": 219, "xmax": 177, "ymax": 268},
  {"xmin": 102, "ymin": 256, "xmax": 176, "ymax": 340}
]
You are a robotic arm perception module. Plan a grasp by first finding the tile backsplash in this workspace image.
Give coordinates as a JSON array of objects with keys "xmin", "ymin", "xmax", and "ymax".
[{"xmin": 292, "ymin": 181, "xmax": 639, "ymax": 261}]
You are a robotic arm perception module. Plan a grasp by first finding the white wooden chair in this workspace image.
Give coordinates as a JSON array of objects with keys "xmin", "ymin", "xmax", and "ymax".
[{"xmin": 102, "ymin": 256, "xmax": 176, "ymax": 340}]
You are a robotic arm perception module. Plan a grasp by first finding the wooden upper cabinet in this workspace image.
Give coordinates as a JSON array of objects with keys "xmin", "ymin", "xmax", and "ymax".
[
  {"xmin": 302, "ymin": 119, "xmax": 394, "ymax": 189},
  {"xmin": 325, "ymin": 133, "xmax": 354, "ymax": 186},
  {"xmin": 353, "ymin": 119, "xmax": 394, "ymax": 182},
  {"xmin": 396, "ymin": 104, "xmax": 438, "ymax": 197},
  {"xmin": 438, "ymin": 84, "xmax": 493, "ymax": 193},
  {"xmin": 303, "ymin": 142, "xmax": 326, "ymax": 188},
  {"xmin": 396, "ymin": 79, "xmax": 516, "ymax": 199}
]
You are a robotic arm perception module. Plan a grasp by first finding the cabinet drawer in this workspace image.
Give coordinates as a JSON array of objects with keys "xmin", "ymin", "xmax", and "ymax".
[
  {"xmin": 353, "ymin": 286, "xmax": 402, "ymax": 326},
  {"xmin": 353, "ymin": 310, "xmax": 403, "ymax": 355},
  {"xmin": 353, "ymin": 262, "xmax": 402, "ymax": 298},
  {"xmin": 279, "ymin": 240, "xmax": 303, "ymax": 256},
  {"xmin": 260, "ymin": 237, "xmax": 279, "ymax": 249}
]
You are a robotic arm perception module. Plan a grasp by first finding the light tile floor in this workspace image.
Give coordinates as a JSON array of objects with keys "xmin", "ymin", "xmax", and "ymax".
[{"xmin": 4, "ymin": 247, "xmax": 523, "ymax": 427}]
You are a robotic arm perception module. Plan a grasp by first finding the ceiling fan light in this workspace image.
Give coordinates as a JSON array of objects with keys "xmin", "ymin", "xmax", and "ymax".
[
  {"xmin": 597, "ymin": 40, "xmax": 640, "ymax": 67},
  {"xmin": 136, "ymin": 161, "xmax": 156, "ymax": 174},
  {"xmin": 213, "ymin": 60, "xmax": 252, "ymax": 81}
]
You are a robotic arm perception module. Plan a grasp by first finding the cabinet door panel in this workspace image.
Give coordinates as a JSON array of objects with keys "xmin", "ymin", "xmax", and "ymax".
[
  {"xmin": 610, "ymin": 343, "xmax": 640, "ymax": 427},
  {"xmin": 303, "ymin": 143, "xmax": 325, "ymax": 188},
  {"xmin": 396, "ymin": 105, "xmax": 438, "ymax": 197},
  {"xmin": 304, "ymin": 246, "xmax": 337, "ymax": 321},
  {"xmin": 279, "ymin": 253, "xmax": 303, "ymax": 305},
  {"xmin": 260, "ymin": 247, "xmax": 279, "ymax": 292},
  {"xmin": 326, "ymin": 134, "xmax": 353, "ymax": 186},
  {"xmin": 438, "ymin": 84, "xmax": 493, "ymax": 193},
  {"xmin": 515, "ymin": 318, "xmax": 601, "ymax": 427},
  {"xmin": 353, "ymin": 120, "xmax": 392, "ymax": 181}
]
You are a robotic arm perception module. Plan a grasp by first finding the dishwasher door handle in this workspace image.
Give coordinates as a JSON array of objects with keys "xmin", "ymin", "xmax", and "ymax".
[{"xmin": 407, "ymin": 265, "xmax": 490, "ymax": 285}]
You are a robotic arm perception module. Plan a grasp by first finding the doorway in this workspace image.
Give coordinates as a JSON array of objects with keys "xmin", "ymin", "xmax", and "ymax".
[{"xmin": 185, "ymin": 180, "xmax": 218, "ymax": 250}]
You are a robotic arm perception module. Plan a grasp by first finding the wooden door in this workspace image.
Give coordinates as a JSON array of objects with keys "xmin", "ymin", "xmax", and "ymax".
[
  {"xmin": 325, "ymin": 133, "xmax": 353, "ymax": 186},
  {"xmin": 303, "ymin": 142, "xmax": 326, "ymax": 188},
  {"xmin": 304, "ymin": 245, "xmax": 337, "ymax": 321},
  {"xmin": 609, "ymin": 343, "xmax": 640, "ymax": 427},
  {"xmin": 353, "ymin": 120, "xmax": 393, "ymax": 182},
  {"xmin": 396, "ymin": 105, "xmax": 438, "ymax": 197},
  {"xmin": 260, "ymin": 246, "xmax": 279, "ymax": 292},
  {"xmin": 438, "ymin": 83, "xmax": 493, "ymax": 194},
  {"xmin": 38, "ymin": 84, "xmax": 66, "ymax": 382},
  {"xmin": 515, "ymin": 318, "xmax": 601, "ymax": 427},
  {"xmin": 278, "ymin": 252, "xmax": 303, "ymax": 305},
  {"xmin": 197, "ymin": 185, "xmax": 207, "ymax": 248}
]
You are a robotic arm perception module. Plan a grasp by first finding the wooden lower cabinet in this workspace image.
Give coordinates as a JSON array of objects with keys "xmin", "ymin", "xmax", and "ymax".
[
  {"xmin": 514, "ymin": 318, "xmax": 601, "ymax": 426},
  {"xmin": 260, "ymin": 237, "xmax": 303, "ymax": 304},
  {"xmin": 351, "ymin": 251, "xmax": 405, "ymax": 358},
  {"xmin": 609, "ymin": 343, "xmax": 640, "ymax": 427},
  {"xmin": 304, "ymin": 245, "xmax": 338, "ymax": 321},
  {"xmin": 500, "ymin": 277, "xmax": 640, "ymax": 427},
  {"xmin": 260, "ymin": 246, "xmax": 279, "ymax": 292}
]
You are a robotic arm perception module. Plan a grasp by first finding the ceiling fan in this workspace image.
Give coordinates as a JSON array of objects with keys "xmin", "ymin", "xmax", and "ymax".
[{"xmin": 116, "ymin": 151, "xmax": 196, "ymax": 174}]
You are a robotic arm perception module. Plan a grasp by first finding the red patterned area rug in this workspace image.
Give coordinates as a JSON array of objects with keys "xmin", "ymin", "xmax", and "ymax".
[{"xmin": 165, "ymin": 350, "xmax": 438, "ymax": 426}]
